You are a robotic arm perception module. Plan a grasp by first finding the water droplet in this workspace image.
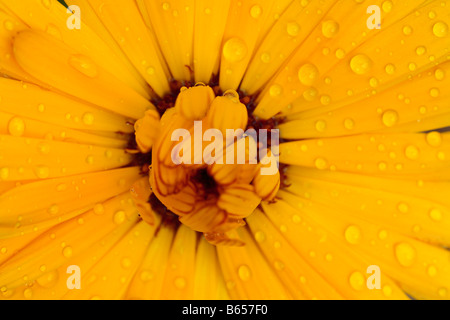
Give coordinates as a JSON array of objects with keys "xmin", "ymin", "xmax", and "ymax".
[
  {"xmin": 82, "ymin": 113, "xmax": 94, "ymax": 125},
  {"xmin": 350, "ymin": 54, "xmax": 372, "ymax": 75},
  {"xmin": 395, "ymin": 243, "xmax": 416, "ymax": 267},
  {"xmin": 322, "ymin": 20, "xmax": 339, "ymax": 38},
  {"xmin": 382, "ymin": 110, "xmax": 399, "ymax": 127},
  {"xmin": 315, "ymin": 120, "xmax": 327, "ymax": 132},
  {"xmin": 254, "ymin": 231, "xmax": 266, "ymax": 243},
  {"xmin": 238, "ymin": 265, "xmax": 251, "ymax": 281},
  {"xmin": 344, "ymin": 118, "xmax": 355, "ymax": 130},
  {"xmin": 430, "ymin": 88, "xmax": 440, "ymax": 98},
  {"xmin": 286, "ymin": 21, "xmax": 300, "ymax": 36},
  {"xmin": 378, "ymin": 162, "xmax": 387, "ymax": 171},
  {"xmin": 378, "ymin": 230, "xmax": 388, "ymax": 240},
  {"xmin": 260, "ymin": 52, "xmax": 271, "ymax": 63},
  {"xmin": 303, "ymin": 87, "xmax": 318, "ymax": 101},
  {"xmin": 62, "ymin": 246, "xmax": 73, "ymax": 258},
  {"xmin": 23, "ymin": 288, "xmax": 33, "ymax": 299},
  {"xmin": 269, "ymin": 84, "xmax": 283, "ymax": 97},
  {"xmin": 162, "ymin": 2, "xmax": 170, "ymax": 11},
  {"xmin": 438, "ymin": 287, "xmax": 448, "ymax": 297},
  {"xmin": 174, "ymin": 277, "xmax": 186, "ymax": 289},
  {"xmin": 4, "ymin": 20, "xmax": 14, "ymax": 31},
  {"xmin": 435, "ymin": 69, "xmax": 445, "ymax": 81},
  {"xmin": 48, "ymin": 204, "xmax": 59, "ymax": 215},
  {"xmin": 385, "ymin": 63, "xmax": 396, "ymax": 75},
  {"xmin": 68, "ymin": 55, "xmax": 98, "ymax": 78},
  {"xmin": 121, "ymin": 257, "xmax": 131, "ymax": 269},
  {"xmin": 85, "ymin": 155, "xmax": 94, "ymax": 165},
  {"xmin": 292, "ymin": 215, "xmax": 301, "ymax": 224},
  {"xmin": 274, "ymin": 260, "xmax": 285, "ymax": 270},
  {"xmin": 349, "ymin": 271, "xmax": 365, "ymax": 291},
  {"xmin": 37, "ymin": 270, "xmax": 59, "ymax": 288},
  {"xmin": 250, "ymin": 5, "xmax": 262, "ymax": 19},
  {"xmin": 35, "ymin": 166, "xmax": 50, "ymax": 179},
  {"xmin": 114, "ymin": 210, "xmax": 126, "ymax": 224},
  {"xmin": 429, "ymin": 208, "xmax": 442, "ymax": 221},
  {"xmin": 433, "ymin": 21, "xmax": 449, "ymax": 38},
  {"xmin": 335, "ymin": 48, "xmax": 345, "ymax": 59},
  {"xmin": 427, "ymin": 265, "xmax": 438, "ymax": 277},
  {"xmin": 315, "ymin": 158, "xmax": 328, "ymax": 170},
  {"xmin": 345, "ymin": 225, "xmax": 362, "ymax": 244},
  {"xmin": 41, "ymin": 0, "xmax": 51, "ymax": 9},
  {"xmin": 298, "ymin": 63, "xmax": 319, "ymax": 86},
  {"xmin": 8, "ymin": 117, "xmax": 25, "ymax": 137},
  {"xmin": 397, "ymin": 202, "xmax": 409, "ymax": 213},
  {"xmin": 382, "ymin": 285, "xmax": 392, "ymax": 297},
  {"xmin": 0, "ymin": 167, "xmax": 10, "ymax": 181},
  {"xmin": 382, "ymin": 1, "xmax": 393, "ymax": 13},
  {"xmin": 405, "ymin": 145, "xmax": 420, "ymax": 160},
  {"xmin": 415, "ymin": 46, "xmax": 426, "ymax": 56},
  {"xmin": 402, "ymin": 25, "xmax": 413, "ymax": 35},
  {"xmin": 223, "ymin": 38, "xmax": 247, "ymax": 63}
]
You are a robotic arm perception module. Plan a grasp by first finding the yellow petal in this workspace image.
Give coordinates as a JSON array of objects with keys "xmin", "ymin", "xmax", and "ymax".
[
  {"xmin": 13, "ymin": 30, "xmax": 153, "ymax": 120},
  {"xmin": 83, "ymin": 0, "xmax": 171, "ymax": 97},
  {"xmin": 2, "ymin": 0, "xmax": 150, "ymax": 98},
  {"xmin": 0, "ymin": 191, "xmax": 140, "ymax": 294},
  {"xmin": 279, "ymin": 133, "xmax": 450, "ymax": 179}
]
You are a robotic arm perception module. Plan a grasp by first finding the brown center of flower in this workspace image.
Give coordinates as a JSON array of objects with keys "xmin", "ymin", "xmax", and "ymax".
[{"xmin": 131, "ymin": 80, "xmax": 283, "ymax": 246}]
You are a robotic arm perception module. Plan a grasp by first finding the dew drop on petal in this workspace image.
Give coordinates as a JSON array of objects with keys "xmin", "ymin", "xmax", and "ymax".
[
  {"xmin": 435, "ymin": 69, "xmax": 445, "ymax": 81},
  {"xmin": 381, "ymin": 0, "xmax": 393, "ymax": 13},
  {"xmin": 322, "ymin": 20, "xmax": 339, "ymax": 38},
  {"xmin": 382, "ymin": 285, "xmax": 392, "ymax": 297},
  {"xmin": 250, "ymin": 5, "xmax": 262, "ymax": 19},
  {"xmin": 269, "ymin": 84, "xmax": 283, "ymax": 97},
  {"xmin": 82, "ymin": 113, "xmax": 95, "ymax": 125},
  {"xmin": 349, "ymin": 271, "xmax": 365, "ymax": 291},
  {"xmin": 298, "ymin": 63, "xmax": 319, "ymax": 86},
  {"xmin": 429, "ymin": 208, "xmax": 442, "ymax": 221},
  {"xmin": 397, "ymin": 202, "xmax": 409, "ymax": 213},
  {"xmin": 254, "ymin": 231, "xmax": 266, "ymax": 243},
  {"xmin": 438, "ymin": 287, "xmax": 448, "ymax": 298},
  {"xmin": 62, "ymin": 246, "xmax": 73, "ymax": 258},
  {"xmin": 222, "ymin": 38, "xmax": 248, "ymax": 63},
  {"xmin": 35, "ymin": 166, "xmax": 50, "ymax": 179},
  {"xmin": 8, "ymin": 117, "xmax": 25, "ymax": 137},
  {"xmin": 68, "ymin": 54, "xmax": 99, "ymax": 78},
  {"xmin": 238, "ymin": 265, "xmax": 251, "ymax": 281},
  {"xmin": 394, "ymin": 243, "xmax": 416, "ymax": 267},
  {"xmin": 114, "ymin": 210, "xmax": 126, "ymax": 225},
  {"xmin": 345, "ymin": 225, "xmax": 362, "ymax": 244},
  {"xmin": 426, "ymin": 131, "xmax": 442, "ymax": 147},
  {"xmin": 94, "ymin": 204, "xmax": 105, "ymax": 215},
  {"xmin": 315, "ymin": 158, "xmax": 328, "ymax": 170},
  {"xmin": 405, "ymin": 145, "xmax": 420, "ymax": 160},
  {"xmin": 381, "ymin": 110, "xmax": 399, "ymax": 127},
  {"xmin": 427, "ymin": 265, "xmax": 438, "ymax": 277},
  {"xmin": 433, "ymin": 21, "xmax": 449, "ymax": 38},
  {"xmin": 286, "ymin": 21, "xmax": 300, "ymax": 36},
  {"xmin": 350, "ymin": 54, "xmax": 372, "ymax": 75},
  {"xmin": 315, "ymin": 120, "xmax": 327, "ymax": 132},
  {"xmin": 174, "ymin": 277, "xmax": 186, "ymax": 289}
]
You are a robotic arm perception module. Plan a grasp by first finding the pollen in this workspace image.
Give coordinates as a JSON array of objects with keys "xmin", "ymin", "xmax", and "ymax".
[{"xmin": 133, "ymin": 84, "xmax": 281, "ymax": 246}]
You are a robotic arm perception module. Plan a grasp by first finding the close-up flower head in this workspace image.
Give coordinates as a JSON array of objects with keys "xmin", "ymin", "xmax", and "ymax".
[{"xmin": 0, "ymin": 0, "xmax": 449, "ymax": 302}]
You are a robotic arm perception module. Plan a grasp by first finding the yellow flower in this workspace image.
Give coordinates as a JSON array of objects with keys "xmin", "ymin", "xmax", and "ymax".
[{"xmin": 0, "ymin": 0, "xmax": 449, "ymax": 300}]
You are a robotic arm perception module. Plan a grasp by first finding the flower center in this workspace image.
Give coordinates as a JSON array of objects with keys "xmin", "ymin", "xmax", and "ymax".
[{"xmin": 131, "ymin": 80, "xmax": 283, "ymax": 246}]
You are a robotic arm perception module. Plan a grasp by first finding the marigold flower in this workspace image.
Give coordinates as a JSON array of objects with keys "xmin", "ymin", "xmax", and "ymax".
[{"xmin": 0, "ymin": 0, "xmax": 449, "ymax": 301}]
